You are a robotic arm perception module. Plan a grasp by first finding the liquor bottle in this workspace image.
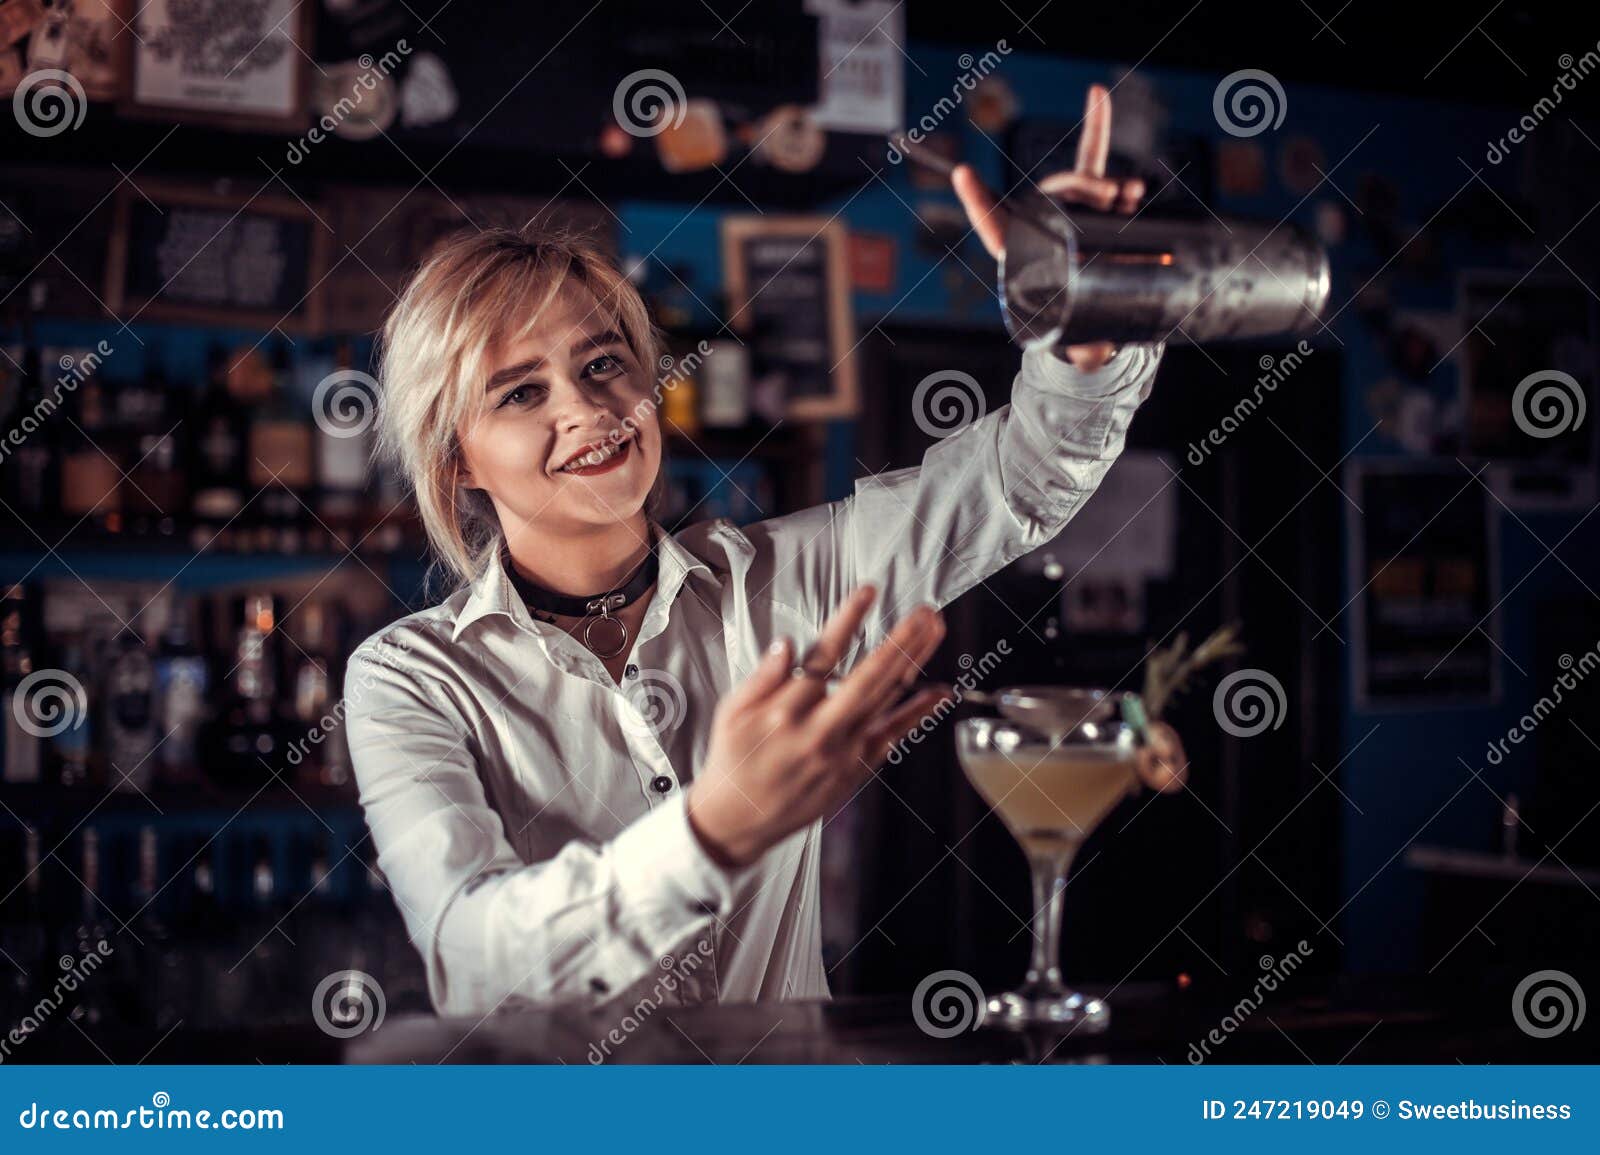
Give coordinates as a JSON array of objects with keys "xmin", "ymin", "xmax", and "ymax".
[
  {"xmin": 314, "ymin": 340, "xmax": 373, "ymax": 551},
  {"xmin": 0, "ymin": 825, "xmax": 46, "ymax": 1020},
  {"xmin": 103, "ymin": 626, "xmax": 158, "ymax": 793},
  {"xmin": 190, "ymin": 345, "xmax": 246, "ymax": 552},
  {"xmin": 129, "ymin": 824, "xmax": 181, "ymax": 1031},
  {"xmin": 123, "ymin": 352, "xmax": 185, "ymax": 539},
  {"xmin": 176, "ymin": 838, "xmax": 226, "ymax": 1028},
  {"xmin": 205, "ymin": 593, "xmax": 286, "ymax": 787},
  {"xmin": 247, "ymin": 342, "xmax": 313, "ymax": 554},
  {"xmin": 3, "ymin": 344, "xmax": 57, "ymax": 519},
  {"xmin": 153, "ymin": 603, "xmax": 209, "ymax": 785},
  {"xmin": 68, "ymin": 828, "xmax": 111, "ymax": 1028},
  {"xmin": 58, "ymin": 365, "xmax": 121, "ymax": 536},
  {"xmin": 289, "ymin": 600, "xmax": 333, "ymax": 787},
  {"xmin": 49, "ymin": 632, "xmax": 94, "ymax": 788},
  {"xmin": 2, "ymin": 583, "xmax": 41, "ymax": 784}
]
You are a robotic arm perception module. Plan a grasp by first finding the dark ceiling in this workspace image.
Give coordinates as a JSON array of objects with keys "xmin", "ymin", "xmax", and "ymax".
[{"xmin": 905, "ymin": 0, "xmax": 1600, "ymax": 113}]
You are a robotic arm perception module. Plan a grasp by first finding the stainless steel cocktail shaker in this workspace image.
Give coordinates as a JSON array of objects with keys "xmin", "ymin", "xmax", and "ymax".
[{"xmin": 999, "ymin": 190, "xmax": 1331, "ymax": 350}]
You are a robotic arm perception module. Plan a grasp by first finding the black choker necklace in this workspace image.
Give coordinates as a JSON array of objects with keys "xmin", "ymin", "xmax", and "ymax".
[{"xmin": 504, "ymin": 542, "xmax": 659, "ymax": 658}]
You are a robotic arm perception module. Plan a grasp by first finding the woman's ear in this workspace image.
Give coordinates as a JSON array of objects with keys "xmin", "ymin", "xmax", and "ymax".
[{"xmin": 453, "ymin": 450, "xmax": 478, "ymax": 492}]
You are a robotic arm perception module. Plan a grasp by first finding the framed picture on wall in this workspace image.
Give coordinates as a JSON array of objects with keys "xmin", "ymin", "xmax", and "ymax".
[
  {"xmin": 0, "ymin": 0, "xmax": 129, "ymax": 100},
  {"xmin": 121, "ymin": 0, "xmax": 310, "ymax": 130},
  {"xmin": 1345, "ymin": 459, "xmax": 1501, "ymax": 710},
  {"xmin": 104, "ymin": 178, "xmax": 330, "ymax": 331},
  {"xmin": 722, "ymin": 215, "xmax": 859, "ymax": 421}
]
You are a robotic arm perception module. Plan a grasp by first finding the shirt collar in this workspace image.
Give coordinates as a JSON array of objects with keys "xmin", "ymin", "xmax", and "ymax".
[{"xmin": 450, "ymin": 523, "xmax": 712, "ymax": 643}]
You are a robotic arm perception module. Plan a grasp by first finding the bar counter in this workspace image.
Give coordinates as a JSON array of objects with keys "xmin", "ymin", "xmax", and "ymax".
[{"xmin": 14, "ymin": 974, "xmax": 1598, "ymax": 1065}]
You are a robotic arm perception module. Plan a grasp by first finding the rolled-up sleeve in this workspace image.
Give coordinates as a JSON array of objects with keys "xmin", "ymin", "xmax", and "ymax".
[
  {"xmin": 343, "ymin": 633, "xmax": 747, "ymax": 1016},
  {"xmin": 748, "ymin": 342, "xmax": 1163, "ymax": 647}
]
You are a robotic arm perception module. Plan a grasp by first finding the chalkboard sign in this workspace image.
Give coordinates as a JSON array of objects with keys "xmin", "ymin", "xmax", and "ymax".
[
  {"xmin": 106, "ymin": 181, "xmax": 328, "ymax": 331},
  {"xmin": 722, "ymin": 216, "xmax": 857, "ymax": 420}
]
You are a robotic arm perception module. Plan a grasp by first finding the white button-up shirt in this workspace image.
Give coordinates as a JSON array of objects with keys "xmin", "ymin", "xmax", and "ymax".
[{"xmin": 344, "ymin": 342, "xmax": 1163, "ymax": 1017}]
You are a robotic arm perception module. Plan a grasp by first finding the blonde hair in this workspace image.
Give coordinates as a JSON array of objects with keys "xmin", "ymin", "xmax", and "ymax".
[{"xmin": 375, "ymin": 226, "xmax": 666, "ymax": 594}]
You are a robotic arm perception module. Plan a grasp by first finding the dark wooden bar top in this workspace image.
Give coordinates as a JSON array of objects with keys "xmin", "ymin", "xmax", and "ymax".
[{"xmin": 14, "ymin": 973, "xmax": 1599, "ymax": 1065}]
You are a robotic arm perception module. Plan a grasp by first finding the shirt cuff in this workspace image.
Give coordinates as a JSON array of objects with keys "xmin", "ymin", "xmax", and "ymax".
[
  {"xmin": 1022, "ymin": 341, "xmax": 1162, "ymax": 399},
  {"xmin": 610, "ymin": 791, "xmax": 747, "ymax": 919}
]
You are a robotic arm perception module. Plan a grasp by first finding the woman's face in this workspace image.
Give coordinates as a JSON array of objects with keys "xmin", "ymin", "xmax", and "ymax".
[{"xmin": 457, "ymin": 281, "xmax": 661, "ymax": 539}]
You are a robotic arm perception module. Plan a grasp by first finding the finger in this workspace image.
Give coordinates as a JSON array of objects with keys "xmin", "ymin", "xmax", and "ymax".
[
  {"xmin": 796, "ymin": 586, "xmax": 877, "ymax": 676},
  {"xmin": 862, "ymin": 686, "xmax": 952, "ymax": 761},
  {"xmin": 775, "ymin": 585, "xmax": 878, "ymax": 713},
  {"xmin": 1037, "ymin": 171, "xmax": 1119, "ymax": 211},
  {"xmin": 952, "ymin": 164, "xmax": 1006, "ymax": 260},
  {"xmin": 1114, "ymin": 177, "xmax": 1147, "ymax": 216},
  {"xmin": 813, "ymin": 604, "xmax": 945, "ymax": 731},
  {"xmin": 722, "ymin": 636, "xmax": 794, "ymax": 711},
  {"xmin": 1074, "ymin": 83, "xmax": 1112, "ymax": 178}
]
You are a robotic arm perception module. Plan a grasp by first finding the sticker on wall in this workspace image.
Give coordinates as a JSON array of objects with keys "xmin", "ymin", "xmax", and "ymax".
[
  {"xmin": 968, "ymin": 75, "xmax": 1019, "ymax": 134},
  {"xmin": 848, "ymin": 232, "xmax": 896, "ymax": 294},
  {"xmin": 1216, "ymin": 139, "xmax": 1267, "ymax": 197},
  {"xmin": 657, "ymin": 98, "xmax": 729, "ymax": 173},
  {"xmin": 1314, "ymin": 200, "xmax": 1346, "ymax": 246},
  {"xmin": 751, "ymin": 104, "xmax": 824, "ymax": 173},
  {"xmin": 399, "ymin": 51, "xmax": 458, "ymax": 129},
  {"xmin": 316, "ymin": 61, "xmax": 397, "ymax": 140},
  {"xmin": 1277, "ymin": 134, "xmax": 1325, "ymax": 194}
]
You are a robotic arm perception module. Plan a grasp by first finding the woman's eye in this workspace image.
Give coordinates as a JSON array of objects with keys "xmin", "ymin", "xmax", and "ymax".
[
  {"xmin": 497, "ymin": 384, "xmax": 539, "ymax": 409},
  {"xmin": 585, "ymin": 354, "xmax": 624, "ymax": 379}
]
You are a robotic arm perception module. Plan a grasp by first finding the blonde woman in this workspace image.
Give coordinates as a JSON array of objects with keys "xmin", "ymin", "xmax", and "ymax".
[{"xmin": 346, "ymin": 86, "xmax": 1187, "ymax": 1017}]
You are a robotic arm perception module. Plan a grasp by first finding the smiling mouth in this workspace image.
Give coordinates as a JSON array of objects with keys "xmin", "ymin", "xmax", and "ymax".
[{"xmin": 554, "ymin": 433, "xmax": 634, "ymax": 476}]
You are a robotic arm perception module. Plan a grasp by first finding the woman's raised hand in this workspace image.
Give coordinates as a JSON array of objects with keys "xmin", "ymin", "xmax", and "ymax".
[
  {"xmin": 687, "ymin": 586, "xmax": 948, "ymax": 868},
  {"xmin": 950, "ymin": 83, "xmax": 1147, "ymax": 372}
]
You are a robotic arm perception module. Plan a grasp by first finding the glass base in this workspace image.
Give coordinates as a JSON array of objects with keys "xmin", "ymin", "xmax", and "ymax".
[{"xmin": 985, "ymin": 988, "xmax": 1110, "ymax": 1033}]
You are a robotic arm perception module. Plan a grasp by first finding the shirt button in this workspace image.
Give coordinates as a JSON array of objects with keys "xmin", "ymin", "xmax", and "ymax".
[
  {"xmin": 651, "ymin": 775, "xmax": 674, "ymax": 794},
  {"xmin": 625, "ymin": 664, "xmax": 638, "ymax": 678}
]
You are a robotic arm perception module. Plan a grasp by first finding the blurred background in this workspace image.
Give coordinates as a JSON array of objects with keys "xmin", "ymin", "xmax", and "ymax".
[{"xmin": 2, "ymin": 0, "xmax": 1598, "ymax": 1053}]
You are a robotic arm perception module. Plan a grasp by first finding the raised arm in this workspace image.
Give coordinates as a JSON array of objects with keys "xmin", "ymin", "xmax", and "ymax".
[{"xmin": 741, "ymin": 82, "xmax": 1161, "ymax": 653}]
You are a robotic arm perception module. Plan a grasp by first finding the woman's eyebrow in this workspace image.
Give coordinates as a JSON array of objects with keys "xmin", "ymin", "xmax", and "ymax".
[{"xmin": 484, "ymin": 329, "xmax": 626, "ymax": 393}]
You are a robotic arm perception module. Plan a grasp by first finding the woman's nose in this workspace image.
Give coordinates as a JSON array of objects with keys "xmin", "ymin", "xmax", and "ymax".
[{"xmin": 547, "ymin": 376, "xmax": 612, "ymax": 430}]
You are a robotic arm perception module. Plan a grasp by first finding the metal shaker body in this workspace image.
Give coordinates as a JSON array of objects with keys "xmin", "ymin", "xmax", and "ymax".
[{"xmin": 999, "ymin": 192, "xmax": 1332, "ymax": 349}]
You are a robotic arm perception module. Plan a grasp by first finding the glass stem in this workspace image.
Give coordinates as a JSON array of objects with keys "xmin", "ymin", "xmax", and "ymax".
[{"xmin": 1022, "ymin": 847, "xmax": 1075, "ymax": 995}]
